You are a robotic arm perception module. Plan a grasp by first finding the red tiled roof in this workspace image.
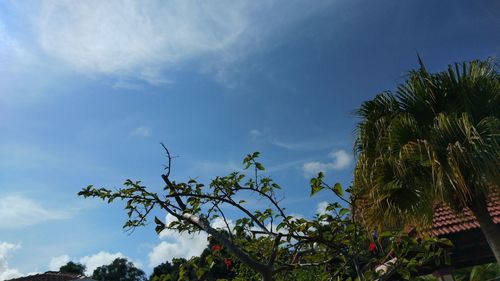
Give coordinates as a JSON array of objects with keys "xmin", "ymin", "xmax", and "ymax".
[
  {"xmin": 6, "ymin": 272, "xmax": 84, "ymax": 281},
  {"xmin": 430, "ymin": 193, "xmax": 500, "ymax": 236}
]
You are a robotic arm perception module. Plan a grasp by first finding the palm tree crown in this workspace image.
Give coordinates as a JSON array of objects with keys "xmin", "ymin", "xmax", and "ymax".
[{"xmin": 353, "ymin": 59, "xmax": 499, "ymax": 262}]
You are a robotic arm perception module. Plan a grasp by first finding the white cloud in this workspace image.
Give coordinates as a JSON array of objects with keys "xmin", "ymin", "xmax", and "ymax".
[
  {"xmin": 302, "ymin": 149, "xmax": 353, "ymax": 177},
  {"xmin": 130, "ymin": 126, "xmax": 152, "ymax": 137},
  {"xmin": 31, "ymin": 1, "xmax": 333, "ymax": 86},
  {"xmin": 316, "ymin": 201, "xmax": 330, "ymax": 215},
  {"xmin": 149, "ymin": 215, "xmax": 233, "ymax": 267},
  {"xmin": 48, "ymin": 254, "xmax": 70, "ymax": 271},
  {"xmin": 150, "ymin": 214, "xmax": 207, "ymax": 267},
  {"xmin": 302, "ymin": 162, "xmax": 326, "ymax": 176},
  {"xmin": 212, "ymin": 217, "xmax": 234, "ymax": 232},
  {"xmin": 148, "ymin": 238, "xmax": 206, "ymax": 268},
  {"xmin": 0, "ymin": 242, "xmax": 21, "ymax": 281},
  {"xmin": 249, "ymin": 129, "xmax": 262, "ymax": 138},
  {"xmin": 36, "ymin": 1, "xmax": 247, "ymax": 80},
  {"xmin": 79, "ymin": 251, "xmax": 125, "ymax": 275},
  {"xmin": 328, "ymin": 150, "xmax": 352, "ymax": 170},
  {"xmin": 0, "ymin": 196, "xmax": 69, "ymax": 229}
]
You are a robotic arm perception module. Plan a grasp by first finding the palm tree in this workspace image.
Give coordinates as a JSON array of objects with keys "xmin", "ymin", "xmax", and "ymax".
[{"xmin": 353, "ymin": 59, "xmax": 500, "ymax": 263}]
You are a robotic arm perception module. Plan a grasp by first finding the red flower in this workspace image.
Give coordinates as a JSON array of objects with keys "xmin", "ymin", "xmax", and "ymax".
[
  {"xmin": 211, "ymin": 245, "xmax": 221, "ymax": 251},
  {"xmin": 223, "ymin": 258, "xmax": 233, "ymax": 269},
  {"xmin": 368, "ymin": 242, "xmax": 376, "ymax": 252}
]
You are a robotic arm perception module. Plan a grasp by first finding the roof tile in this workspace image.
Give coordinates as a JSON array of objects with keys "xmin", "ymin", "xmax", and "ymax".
[{"xmin": 430, "ymin": 193, "xmax": 500, "ymax": 236}]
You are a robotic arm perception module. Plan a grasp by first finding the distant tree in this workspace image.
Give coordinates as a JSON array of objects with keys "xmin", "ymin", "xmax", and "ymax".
[
  {"xmin": 149, "ymin": 261, "xmax": 174, "ymax": 280},
  {"xmin": 59, "ymin": 261, "xmax": 86, "ymax": 275},
  {"xmin": 92, "ymin": 258, "xmax": 146, "ymax": 281},
  {"xmin": 149, "ymin": 259, "xmax": 191, "ymax": 281}
]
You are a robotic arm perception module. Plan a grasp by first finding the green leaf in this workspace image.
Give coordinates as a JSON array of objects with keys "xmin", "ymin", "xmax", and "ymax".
[
  {"xmin": 154, "ymin": 216, "xmax": 165, "ymax": 234},
  {"xmin": 195, "ymin": 268, "xmax": 205, "ymax": 279},
  {"xmin": 338, "ymin": 208, "xmax": 349, "ymax": 217},
  {"xmin": 398, "ymin": 267, "xmax": 411, "ymax": 280},
  {"xmin": 310, "ymin": 183, "xmax": 323, "ymax": 196},
  {"xmin": 255, "ymin": 162, "xmax": 265, "ymax": 171},
  {"xmin": 178, "ymin": 265, "xmax": 186, "ymax": 281},
  {"xmin": 379, "ymin": 231, "xmax": 393, "ymax": 238},
  {"xmin": 332, "ymin": 183, "xmax": 343, "ymax": 196},
  {"xmin": 310, "ymin": 173, "xmax": 325, "ymax": 196}
]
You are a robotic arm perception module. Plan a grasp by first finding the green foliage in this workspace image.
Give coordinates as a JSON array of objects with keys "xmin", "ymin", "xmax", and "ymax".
[
  {"xmin": 59, "ymin": 261, "xmax": 86, "ymax": 275},
  {"xmin": 455, "ymin": 263, "xmax": 500, "ymax": 281},
  {"xmin": 80, "ymin": 151, "xmax": 451, "ymax": 281},
  {"xmin": 92, "ymin": 258, "xmax": 147, "ymax": 281},
  {"xmin": 353, "ymin": 59, "xmax": 500, "ymax": 229},
  {"xmin": 410, "ymin": 263, "xmax": 500, "ymax": 281}
]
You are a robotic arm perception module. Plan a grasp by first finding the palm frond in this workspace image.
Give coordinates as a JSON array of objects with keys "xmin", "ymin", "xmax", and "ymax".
[{"xmin": 353, "ymin": 58, "xmax": 499, "ymax": 230}]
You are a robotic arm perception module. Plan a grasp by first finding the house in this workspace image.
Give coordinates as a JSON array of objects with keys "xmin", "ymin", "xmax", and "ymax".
[
  {"xmin": 6, "ymin": 272, "xmax": 95, "ymax": 281},
  {"xmin": 383, "ymin": 193, "xmax": 500, "ymax": 280}
]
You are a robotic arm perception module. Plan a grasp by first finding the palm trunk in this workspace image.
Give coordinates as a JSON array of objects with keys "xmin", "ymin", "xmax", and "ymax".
[{"xmin": 470, "ymin": 199, "xmax": 500, "ymax": 265}]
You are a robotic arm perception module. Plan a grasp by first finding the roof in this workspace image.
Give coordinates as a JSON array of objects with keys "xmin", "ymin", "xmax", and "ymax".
[
  {"xmin": 386, "ymin": 193, "xmax": 500, "ymax": 279},
  {"xmin": 430, "ymin": 193, "xmax": 500, "ymax": 236},
  {"xmin": 6, "ymin": 272, "xmax": 85, "ymax": 281},
  {"xmin": 421, "ymin": 192, "xmax": 500, "ymax": 270}
]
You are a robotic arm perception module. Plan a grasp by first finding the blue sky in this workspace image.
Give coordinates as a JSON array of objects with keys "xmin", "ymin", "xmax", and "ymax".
[{"xmin": 0, "ymin": 0, "xmax": 499, "ymax": 278}]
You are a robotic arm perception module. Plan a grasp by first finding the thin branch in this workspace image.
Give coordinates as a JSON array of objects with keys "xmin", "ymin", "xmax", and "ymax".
[
  {"xmin": 237, "ymin": 185, "xmax": 288, "ymax": 220},
  {"xmin": 160, "ymin": 143, "xmax": 172, "ymax": 178},
  {"xmin": 215, "ymin": 204, "xmax": 234, "ymax": 240},
  {"xmin": 321, "ymin": 181, "xmax": 351, "ymax": 206},
  {"xmin": 274, "ymin": 257, "xmax": 334, "ymax": 273},
  {"xmin": 165, "ymin": 192, "xmax": 271, "ymax": 234}
]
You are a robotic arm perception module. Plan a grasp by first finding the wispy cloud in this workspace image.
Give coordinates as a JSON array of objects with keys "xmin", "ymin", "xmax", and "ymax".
[
  {"xmin": 130, "ymin": 126, "xmax": 152, "ymax": 137},
  {"xmin": 26, "ymin": 1, "xmax": 334, "ymax": 86},
  {"xmin": 0, "ymin": 143, "xmax": 61, "ymax": 171},
  {"xmin": 36, "ymin": 1, "xmax": 248, "ymax": 81},
  {"xmin": 0, "ymin": 23, "xmax": 32, "ymax": 71},
  {"xmin": 0, "ymin": 142, "xmax": 109, "ymax": 174},
  {"xmin": 250, "ymin": 128, "xmax": 343, "ymax": 151},
  {"xmin": 302, "ymin": 149, "xmax": 353, "ymax": 177},
  {"xmin": 0, "ymin": 196, "xmax": 69, "ymax": 229}
]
